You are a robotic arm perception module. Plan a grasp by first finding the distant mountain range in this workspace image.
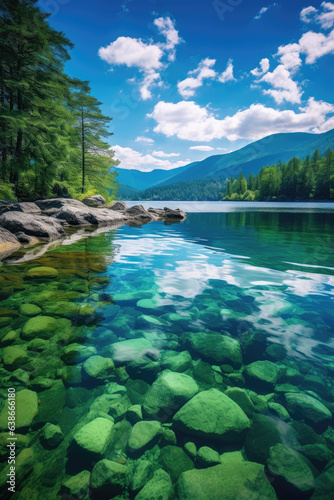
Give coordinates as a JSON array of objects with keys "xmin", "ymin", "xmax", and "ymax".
[{"xmin": 116, "ymin": 129, "xmax": 334, "ymax": 197}]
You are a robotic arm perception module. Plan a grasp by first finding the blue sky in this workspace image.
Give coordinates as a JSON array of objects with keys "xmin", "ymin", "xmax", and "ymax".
[{"xmin": 39, "ymin": 0, "xmax": 334, "ymax": 171}]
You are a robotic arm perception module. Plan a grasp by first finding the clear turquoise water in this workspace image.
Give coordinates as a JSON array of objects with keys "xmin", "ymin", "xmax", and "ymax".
[{"xmin": 0, "ymin": 205, "xmax": 334, "ymax": 498}]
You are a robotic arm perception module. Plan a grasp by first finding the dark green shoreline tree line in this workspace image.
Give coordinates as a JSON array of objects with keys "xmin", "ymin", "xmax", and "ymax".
[
  {"xmin": 223, "ymin": 149, "xmax": 334, "ymax": 201},
  {"xmin": 0, "ymin": 0, "xmax": 118, "ymax": 201}
]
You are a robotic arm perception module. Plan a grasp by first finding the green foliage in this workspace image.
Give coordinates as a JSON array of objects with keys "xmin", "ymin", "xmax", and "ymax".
[
  {"xmin": 223, "ymin": 149, "xmax": 334, "ymax": 201},
  {"xmin": 0, "ymin": 0, "xmax": 118, "ymax": 201}
]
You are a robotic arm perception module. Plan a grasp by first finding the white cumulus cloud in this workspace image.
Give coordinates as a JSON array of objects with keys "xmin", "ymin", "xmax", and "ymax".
[
  {"xmin": 251, "ymin": 58, "xmax": 270, "ymax": 76},
  {"xmin": 301, "ymin": 2, "xmax": 334, "ymax": 29},
  {"xmin": 147, "ymin": 98, "xmax": 334, "ymax": 142},
  {"xmin": 113, "ymin": 145, "xmax": 189, "ymax": 172},
  {"xmin": 178, "ymin": 58, "xmax": 236, "ymax": 98},
  {"xmin": 259, "ymin": 65, "xmax": 303, "ymax": 104},
  {"xmin": 98, "ymin": 17, "xmax": 180, "ymax": 100},
  {"xmin": 135, "ymin": 136, "xmax": 155, "ymax": 144},
  {"xmin": 189, "ymin": 145, "xmax": 215, "ymax": 151},
  {"xmin": 152, "ymin": 150, "xmax": 180, "ymax": 157}
]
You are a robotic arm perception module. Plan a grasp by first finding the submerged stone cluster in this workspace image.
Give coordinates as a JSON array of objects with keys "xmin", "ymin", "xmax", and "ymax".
[{"xmin": 0, "ymin": 227, "xmax": 333, "ymax": 499}]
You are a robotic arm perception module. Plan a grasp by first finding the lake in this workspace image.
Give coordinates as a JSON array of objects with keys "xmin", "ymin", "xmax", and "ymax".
[{"xmin": 0, "ymin": 202, "xmax": 334, "ymax": 498}]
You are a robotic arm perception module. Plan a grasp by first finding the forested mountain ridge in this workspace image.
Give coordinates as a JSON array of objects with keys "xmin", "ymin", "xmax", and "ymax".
[
  {"xmin": 116, "ymin": 163, "xmax": 197, "ymax": 191},
  {"xmin": 154, "ymin": 129, "xmax": 334, "ymax": 187}
]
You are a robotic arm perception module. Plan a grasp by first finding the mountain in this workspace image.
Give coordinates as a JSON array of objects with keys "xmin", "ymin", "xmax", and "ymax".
[
  {"xmin": 115, "ymin": 163, "xmax": 198, "ymax": 190},
  {"xmin": 156, "ymin": 129, "xmax": 334, "ymax": 186}
]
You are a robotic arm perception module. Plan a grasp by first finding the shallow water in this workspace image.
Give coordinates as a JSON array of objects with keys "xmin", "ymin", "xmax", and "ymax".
[{"xmin": 0, "ymin": 205, "xmax": 334, "ymax": 498}]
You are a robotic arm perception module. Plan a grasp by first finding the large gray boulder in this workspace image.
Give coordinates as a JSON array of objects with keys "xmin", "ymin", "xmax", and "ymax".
[
  {"xmin": 82, "ymin": 195, "xmax": 106, "ymax": 207},
  {"xmin": 0, "ymin": 226, "xmax": 21, "ymax": 259},
  {"xmin": 0, "ymin": 202, "xmax": 41, "ymax": 215},
  {"xmin": 125, "ymin": 205, "xmax": 156, "ymax": 221},
  {"xmin": 173, "ymin": 388, "xmax": 250, "ymax": 443},
  {"xmin": 109, "ymin": 201, "xmax": 129, "ymax": 211},
  {"xmin": 163, "ymin": 207, "xmax": 186, "ymax": 220},
  {"xmin": 52, "ymin": 205, "xmax": 124, "ymax": 227},
  {"xmin": 0, "ymin": 211, "xmax": 65, "ymax": 239}
]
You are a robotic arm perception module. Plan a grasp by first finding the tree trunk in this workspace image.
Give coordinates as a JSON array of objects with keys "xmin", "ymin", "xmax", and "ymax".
[{"xmin": 81, "ymin": 106, "xmax": 85, "ymax": 194}]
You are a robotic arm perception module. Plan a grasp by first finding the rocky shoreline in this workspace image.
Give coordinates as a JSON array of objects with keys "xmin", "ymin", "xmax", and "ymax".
[{"xmin": 0, "ymin": 197, "xmax": 186, "ymax": 260}]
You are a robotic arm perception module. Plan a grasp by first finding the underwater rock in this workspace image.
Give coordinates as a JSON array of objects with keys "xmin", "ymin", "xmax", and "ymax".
[
  {"xmin": 126, "ymin": 404, "xmax": 143, "ymax": 424},
  {"xmin": 2, "ymin": 346, "xmax": 28, "ymax": 369},
  {"xmin": 108, "ymin": 395, "xmax": 131, "ymax": 422},
  {"xmin": 0, "ymin": 330, "xmax": 19, "ymax": 347},
  {"xmin": 61, "ymin": 470, "xmax": 91, "ymax": 499},
  {"xmin": 33, "ymin": 379, "xmax": 66, "ymax": 425},
  {"xmin": 82, "ymin": 355, "xmax": 115, "ymax": 381},
  {"xmin": 161, "ymin": 350, "xmax": 192, "ymax": 373},
  {"xmin": 0, "ymin": 448, "xmax": 34, "ymax": 493},
  {"xmin": 28, "ymin": 376, "xmax": 55, "ymax": 391},
  {"xmin": 130, "ymin": 460, "xmax": 153, "ymax": 493},
  {"xmin": 40, "ymin": 423, "xmax": 64, "ymax": 449},
  {"xmin": 21, "ymin": 315, "xmax": 58, "ymax": 340},
  {"xmin": 311, "ymin": 462, "xmax": 334, "ymax": 498},
  {"xmin": 301, "ymin": 444, "xmax": 333, "ymax": 470},
  {"xmin": 244, "ymin": 360, "xmax": 282, "ymax": 390},
  {"xmin": 26, "ymin": 266, "xmax": 59, "ymax": 278},
  {"xmin": 19, "ymin": 303, "xmax": 42, "ymax": 317},
  {"xmin": 0, "ymin": 226, "xmax": 21, "ymax": 259},
  {"xmin": 143, "ymin": 369, "xmax": 199, "ymax": 418},
  {"xmin": 127, "ymin": 356, "xmax": 160, "ymax": 383},
  {"xmin": 265, "ymin": 343, "xmax": 287, "ymax": 361},
  {"xmin": 284, "ymin": 393, "xmax": 332, "ymax": 428},
  {"xmin": 266, "ymin": 443, "xmax": 314, "ymax": 497},
  {"xmin": 244, "ymin": 414, "xmax": 296, "ymax": 464},
  {"xmin": 176, "ymin": 461, "xmax": 277, "ymax": 500},
  {"xmin": 173, "ymin": 388, "xmax": 250, "ymax": 443},
  {"xmin": 159, "ymin": 445, "xmax": 194, "ymax": 483},
  {"xmin": 72, "ymin": 418, "xmax": 114, "ymax": 460},
  {"xmin": 196, "ymin": 446, "xmax": 221, "ymax": 467},
  {"xmin": 134, "ymin": 469, "xmax": 173, "ymax": 500},
  {"xmin": 61, "ymin": 343, "xmax": 97, "ymax": 364},
  {"xmin": 220, "ymin": 451, "xmax": 245, "ymax": 465},
  {"xmin": 181, "ymin": 332, "xmax": 242, "ymax": 368},
  {"xmin": 0, "ymin": 389, "xmax": 38, "ymax": 430},
  {"xmin": 225, "ymin": 387, "xmax": 255, "ymax": 417},
  {"xmin": 127, "ymin": 420, "xmax": 162, "ymax": 454},
  {"xmin": 108, "ymin": 338, "xmax": 154, "ymax": 365},
  {"xmin": 268, "ymin": 402, "xmax": 291, "ymax": 421},
  {"xmin": 82, "ymin": 195, "xmax": 106, "ymax": 207},
  {"xmin": 90, "ymin": 459, "xmax": 127, "ymax": 497}
]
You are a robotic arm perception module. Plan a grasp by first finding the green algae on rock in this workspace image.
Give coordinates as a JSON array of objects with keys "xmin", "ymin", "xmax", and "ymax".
[
  {"xmin": 26, "ymin": 266, "xmax": 59, "ymax": 278},
  {"xmin": 173, "ymin": 388, "xmax": 250, "ymax": 443},
  {"xmin": 72, "ymin": 417, "xmax": 114, "ymax": 460},
  {"xmin": 176, "ymin": 461, "xmax": 277, "ymax": 500},
  {"xmin": 0, "ymin": 389, "xmax": 38, "ymax": 430},
  {"xmin": 21, "ymin": 315, "xmax": 58, "ymax": 339}
]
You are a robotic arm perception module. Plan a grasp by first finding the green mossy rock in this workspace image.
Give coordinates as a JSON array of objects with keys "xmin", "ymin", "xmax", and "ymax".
[
  {"xmin": 311, "ymin": 462, "xmax": 334, "ymax": 499},
  {"xmin": 266, "ymin": 443, "xmax": 314, "ymax": 497},
  {"xmin": 181, "ymin": 332, "xmax": 242, "ymax": 368},
  {"xmin": 61, "ymin": 343, "xmax": 97, "ymax": 364},
  {"xmin": 268, "ymin": 402, "xmax": 291, "ymax": 421},
  {"xmin": 130, "ymin": 460, "xmax": 153, "ymax": 493},
  {"xmin": 19, "ymin": 303, "xmax": 42, "ymax": 317},
  {"xmin": 2, "ymin": 346, "xmax": 28, "ymax": 369},
  {"xmin": 126, "ymin": 405, "xmax": 143, "ymax": 424},
  {"xmin": 109, "ymin": 338, "xmax": 153, "ymax": 364},
  {"xmin": 244, "ymin": 360, "xmax": 282, "ymax": 389},
  {"xmin": 176, "ymin": 461, "xmax": 277, "ymax": 500},
  {"xmin": 0, "ymin": 330, "xmax": 19, "ymax": 347},
  {"xmin": 159, "ymin": 445, "xmax": 194, "ymax": 483},
  {"xmin": 128, "ymin": 420, "xmax": 162, "ymax": 453},
  {"xmin": 0, "ymin": 389, "xmax": 38, "ymax": 430},
  {"xmin": 197, "ymin": 446, "xmax": 221, "ymax": 467},
  {"xmin": 41, "ymin": 423, "xmax": 64, "ymax": 449},
  {"xmin": 90, "ymin": 459, "xmax": 127, "ymax": 497},
  {"xmin": 72, "ymin": 418, "xmax": 114, "ymax": 460},
  {"xmin": 244, "ymin": 414, "xmax": 295, "ymax": 464},
  {"xmin": 220, "ymin": 451, "xmax": 245, "ymax": 465},
  {"xmin": 225, "ymin": 387, "xmax": 255, "ymax": 417},
  {"xmin": 33, "ymin": 379, "xmax": 66, "ymax": 425},
  {"xmin": 21, "ymin": 315, "xmax": 58, "ymax": 340},
  {"xmin": 173, "ymin": 388, "xmax": 250, "ymax": 443},
  {"xmin": 26, "ymin": 266, "xmax": 59, "ymax": 278},
  {"xmin": 285, "ymin": 393, "xmax": 332, "ymax": 428},
  {"xmin": 143, "ymin": 369, "xmax": 199, "ymax": 418},
  {"xmin": 134, "ymin": 469, "xmax": 173, "ymax": 500},
  {"xmin": 62, "ymin": 470, "xmax": 90, "ymax": 499},
  {"xmin": 161, "ymin": 350, "xmax": 192, "ymax": 372},
  {"xmin": 82, "ymin": 355, "xmax": 115, "ymax": 380},
  {"xmin": 301, "ymin": 444, "xmax": 333, "ymax": 470}
]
